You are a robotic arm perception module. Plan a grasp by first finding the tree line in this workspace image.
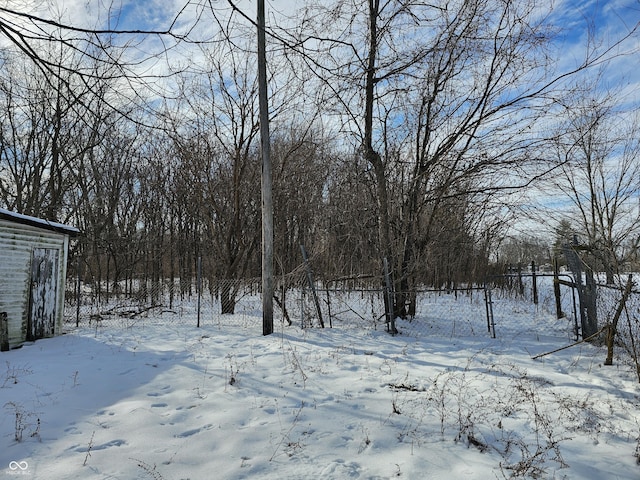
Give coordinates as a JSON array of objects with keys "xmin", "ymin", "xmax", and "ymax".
[{"xmin": 1, "ymin": 1, "xmax": 639, "ymax": 315}]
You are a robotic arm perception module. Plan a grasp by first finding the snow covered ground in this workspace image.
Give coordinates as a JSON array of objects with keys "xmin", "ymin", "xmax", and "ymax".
[{"xmin": 1, "ymin": 295, "xmax": 639, "ymax": 479}]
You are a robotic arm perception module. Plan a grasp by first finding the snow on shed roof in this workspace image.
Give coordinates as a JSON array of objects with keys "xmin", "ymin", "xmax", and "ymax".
[{"xmin": 0, "ymin": 208, "xmax": 80, "ymax": 236}]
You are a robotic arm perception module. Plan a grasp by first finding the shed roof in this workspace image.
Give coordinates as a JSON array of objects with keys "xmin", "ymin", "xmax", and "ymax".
[{"xmin": 0, "ymin": 208, "xmax": 80, "ymax": 236}]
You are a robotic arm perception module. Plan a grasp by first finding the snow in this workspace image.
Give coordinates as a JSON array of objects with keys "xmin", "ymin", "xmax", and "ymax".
[
  {"xmin": 1, "ymin": 297, "xmax": 639, "ymax": 479},
  {"xmin": 0, "ymin": 208, "xmax": 79, "ymax": 235}
]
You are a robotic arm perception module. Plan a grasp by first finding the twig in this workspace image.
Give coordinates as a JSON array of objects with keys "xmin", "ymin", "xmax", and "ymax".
[
  {"xmin": 269, "ymin": 402, "xmax": 305, "ymax": 461},
  {"xmin": 83, "ymin": 431, "xmax": 95, "ymax": 466}
]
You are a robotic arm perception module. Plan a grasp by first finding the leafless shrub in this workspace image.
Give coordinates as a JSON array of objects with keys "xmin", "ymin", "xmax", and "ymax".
[
  {"xmin": 2, "ymin": 362, "xmax": 33, "ymax": 388},
  {"xmin": 131, "ymin": 458, "xmax": 168, "ymax": 480},
  {"xmin": 4, "ymin": 401, "xmax": 40, "ymax": 443},
  {"xmin": 389, "ymin": 360, "xmax": 575, "ymax": 478}
]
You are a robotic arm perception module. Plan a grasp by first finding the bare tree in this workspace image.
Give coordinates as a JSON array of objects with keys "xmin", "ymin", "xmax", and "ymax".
[
  {"xmin": 323, "ymin": 153, "xmax": 379, "ymax": 278},
  {"xmin": 279, "ymin": 1, "xmax": 542, "ymax": 314},
  {"xmin": 3, "ymin": 0, "xmax": 639, "ymax": 325},
  {"xmin": 271, "ymin": 128, "xmax": 332, "ymax": 270},
  {"xmin": 165, "ymin": 37, "xmax": 265, "ymax": 314},
  {"xmin": 0, "ymin": 37, "xmax": 140, "ymax": 233},
  {"xmin": 0, "ymin": 2, "xmax": 196, "ymax": 119},
  {"xmin": 549, "ymin": 81, "xmax": 640, "ymax": 283},
  {"xmin": 72, "ymin": 117, "xmax": 146, "ymax": 300},
  {"xmin": 0, "ymin": 50, "xmax": 82, "ymax": 218},
  {"xmin": 277, "ymin": 0, "xmax": 639, "ymax": 320}
]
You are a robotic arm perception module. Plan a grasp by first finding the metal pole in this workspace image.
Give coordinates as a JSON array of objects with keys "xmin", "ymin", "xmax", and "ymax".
[
  {"xmin": 76, "ymin": 257, "xmax": 81, "ymax": 327},
  {"xmin": 300, "ymin": 287, "xmax": 306, "ymax": 328},
  {"xmin": 487, "ymin": 286, "xmax": 496, "ymax": 339},
  {"xmin": 484, "ymin": 284, "xmax": 491, "ymax": 333},
  {"xmin": 197, "ymin": 256, "xmax": 202, "ymax": 328},
  {"xmin": 300, "ymin": 245, "xmax": 324, "ymax": 328},
  {"xmin": 383, "ymin": 258, "xmax": 397, "ymax": 334},
  {"xmin": 258, "ymin": 0, "xmax": 273, "ymax": 335},
  {"xmin": 553, "ymin": 257, "xmax": 564, "ymax": 319},
  {"xmin": 531, "ymin": 260, "xmax": 538, "ymax": 305}
]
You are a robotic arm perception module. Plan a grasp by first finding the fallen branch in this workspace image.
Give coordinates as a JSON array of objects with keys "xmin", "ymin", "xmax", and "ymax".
[
  {"xmin": 119, "ymin": 305, "xmax": 162, "ymax": 319},
  {"xmin": 532, "ymin": 327, "xmax": 606, "ymax": 360}
]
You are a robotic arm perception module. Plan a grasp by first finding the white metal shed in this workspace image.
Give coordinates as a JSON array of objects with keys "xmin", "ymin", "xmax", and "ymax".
[{"xmin": 0, "ymin": 208, "xmax": 79, "ymax": 351}]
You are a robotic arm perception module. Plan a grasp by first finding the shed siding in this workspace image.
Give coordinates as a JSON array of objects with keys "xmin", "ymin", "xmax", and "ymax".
[{"xmin": 0, "ymin": 219, "xmax": 69, "ymax": 348}]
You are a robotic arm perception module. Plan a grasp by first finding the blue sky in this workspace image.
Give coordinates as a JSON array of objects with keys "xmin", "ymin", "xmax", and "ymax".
[
  {"xmin": 541, "ymin": 0, "xmax": 637, "ymax": 70},
  {"xmin": 2, "ymin": 0, "xmax": 638, "ymax": 237},
  {"xmin": 124, "ymin": 1, "xmax": 638, "ymax": 79},
  {"xmin": 546, "ymin": 0, "xmax": 640, "ymax": 103},
  {"xmin": 14, "ymin": 0, "xmax": 638, "ymax": 81},
  {"xmin": 5, "ymin": 0, "xmax": 638, "ymax": 118}
]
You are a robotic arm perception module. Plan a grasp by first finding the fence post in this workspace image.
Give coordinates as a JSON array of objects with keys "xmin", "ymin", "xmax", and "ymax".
[
  {"xmin": 300, "ymin": 245, "xmax": 324, "ymax": 328},
  {"xmin": 531, "ymin": 260, "xmax": 538, "ymax": 305},
  {"xmin": 300, "ymin": 287, "xmax": 306, "ymax": 328},
  {"xmin": 553, "ymin": 257, "xmax": 564, "ymax": 319},
  {"xmin": 0, "ymin": 312, "xmax": 8, "ymax": 351},
  {"xmin": 563, "ymin": 241, "xmax": 592, "ymax": 338},
  {"xmin": 383, "ymin": 258, "xmax": 397, "ymax": 334},
  {"xmin": 76, "ymin": 257, "xmax": 82, "ymax": 327},
  {"xmin": 196, "ymin": 256, "xmax": 202, "ymax": 328},
  {"xmin": 325, "ymin": 289, "xmax": 333, "ymax": 328},
  {"xmin": 484, "ymin": 285, "xmax": 496, "ymax": 338},
  {"xmin": 517, "ymin": 264, "xmax": 524, "ymax": 297}
]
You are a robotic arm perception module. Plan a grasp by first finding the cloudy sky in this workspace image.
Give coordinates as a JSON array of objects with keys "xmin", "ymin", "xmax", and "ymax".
[
  {"xmin": 1, "ymin": 0, "xmax": 638, "ymax": 237},
  {"xmin": 2, "ymin": 0, "xmax": 639, "ymax": 142},
  {"xmin": 552, "ymin": 0, "xmax": 640, "ymax": 89},
  {"xmin": 2, "ymin": 0, "xmax": 638, "ymax": 86}
]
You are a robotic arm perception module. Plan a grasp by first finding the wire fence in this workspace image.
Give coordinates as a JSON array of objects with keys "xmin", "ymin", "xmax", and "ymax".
[
  {"xmin": 62, "ymin": 271, "xmax": 640, "ymax": 369},
  {"xmin": 63, "ymin": 277, "xmax": 266, "ymax": 330},
  {"xmin": 299, "ymin": 287, "xmax": 490, "ymax": 336},
  {"xmin": 486, "ymin": 272, "xmax": 640, "ymax": 378},
  {"xmin": 59, "ymin": 262, "xmax": 640, "ymax": 386},
  {"xmin": 595, "ymin": 279, "xmax": 640, "ymax": 374},
  {"xmin": 486, "ymin": 274, "xmax": 581, "ymax": 341},
  {"xmin": 62, "ymin": 276, "xmax": 568, "ymax": 340}
]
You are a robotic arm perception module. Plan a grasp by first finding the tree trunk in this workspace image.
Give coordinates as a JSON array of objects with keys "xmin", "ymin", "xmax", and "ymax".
[{"xmin": 221, "ymin": 281, "xmax": 237, "ymax": 315}]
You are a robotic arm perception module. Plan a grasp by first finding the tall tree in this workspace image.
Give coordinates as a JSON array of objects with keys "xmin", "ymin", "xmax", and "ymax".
[
  {"xmin": 167, "ymin": 37, "xmax": 265, "ymax": 314},
  {"xmin": 283, "ymin": 0, "xmax": 593, "ymax": 316},
  {"xmin": 549, "ymin": 81, "xmax": 640, "ymax": 283}
]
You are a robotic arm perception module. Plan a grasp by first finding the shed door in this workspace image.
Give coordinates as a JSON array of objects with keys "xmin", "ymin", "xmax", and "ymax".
[{"xmin": 28, "ymin": 248, "xmax": 59, "ymax": 341}]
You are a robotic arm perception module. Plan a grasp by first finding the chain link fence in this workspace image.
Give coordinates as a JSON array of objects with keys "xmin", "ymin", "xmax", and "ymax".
[
  {"xmin": 486, "ymin": 271, "xmax": 640, "ymax": 378},
  {"xmin": 63, "ymin": 275, "xmax": 563, "ymax": 341},
  {"xmin": 63, "ymin": 267, "xmax": 640, "ymax": 375},
  {"xmin": 63, "ymin": 277, "xmax": 267, "ymax": 331},
  {"xmin": 595, "ymin": 278, "xmax": 640, "ymax": 377},
  {"xmin": 486, "ymin": 273, "xmax": 580, "ymax": 341},
  {"xmin": 299, "ymin": 286, "xmax": 490, "ymax": 337}
]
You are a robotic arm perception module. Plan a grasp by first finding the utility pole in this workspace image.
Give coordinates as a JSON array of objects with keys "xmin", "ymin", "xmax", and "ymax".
[{"xmin": 258, "ymin": 0, "xmax": 273, "ymax": 335}]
